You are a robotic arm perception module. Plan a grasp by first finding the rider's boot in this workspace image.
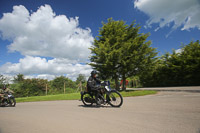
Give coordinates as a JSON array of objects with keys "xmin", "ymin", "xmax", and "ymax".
[{"xmin": 96, "ymin": 97, "xmax": 101, "ymax": 105}]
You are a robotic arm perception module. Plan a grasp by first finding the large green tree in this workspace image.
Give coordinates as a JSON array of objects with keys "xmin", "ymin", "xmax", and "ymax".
[
  {"xmin": 90, "ymin": 18, "xmax": 157, "ymax": 90},
  {"xmin": 180, "ymin": 40, "xmax": 200, "ymax": 85},
  {"xmin": 141, "ymin": 40, "xmax": 200, "ymax": 87}
]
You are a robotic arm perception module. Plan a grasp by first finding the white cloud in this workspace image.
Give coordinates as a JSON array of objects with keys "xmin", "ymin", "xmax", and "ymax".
[
  {"xmin": 25, "ymin": 74, "xmax": 56, "ymax": 81},
  {"xmin": 0, "ymin": 56, "xmax": 92, "ymax": 81},
  {"xmin": 175, "ymin": 48, "xmax": 183, "ymax": 54},
  {"xmin": 0, "ymin": 5, "xmax": 93, "ymax": 62},
  {"xmin": 134, "ymin": 0, "xmax": 200, "ymax": 31},
  {"xmin": 0, "ymin": 5, "xmax": 94, "ymax": 80}
]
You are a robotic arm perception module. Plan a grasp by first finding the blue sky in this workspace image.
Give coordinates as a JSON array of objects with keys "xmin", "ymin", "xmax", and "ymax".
[{"xmin": 0, "ymin": 0, "xmax": 199, "ymax": 80}]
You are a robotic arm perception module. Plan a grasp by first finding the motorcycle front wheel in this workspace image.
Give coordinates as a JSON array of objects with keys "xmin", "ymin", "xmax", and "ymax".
[
  {"xmin": 107, "ymin": 90, "xmax": 123, "ymax": 107},
  {"xmin": 81, "ymin": 92, "xmax": 94, "ymax": 107}
]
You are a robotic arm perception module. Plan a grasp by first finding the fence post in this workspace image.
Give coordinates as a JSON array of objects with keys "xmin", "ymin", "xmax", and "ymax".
[
  {"xmin": 76, "ymin": 81, "xmax": 82, "ymax": 92},
  {"xmin": 46, "ymin": 84, "xmax": 48, "ymax": 96},
  {"xmin": 64, "ymin": 82, "xmax": 66, "ymax": 94},
  {"xmin": 80, "ymin": 81, "xmax": 82, "ymax": 91}
]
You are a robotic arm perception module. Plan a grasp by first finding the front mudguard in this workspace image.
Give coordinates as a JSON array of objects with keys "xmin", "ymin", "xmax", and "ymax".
[
  {"xmin": 80, "ymin": 91, "xmax": 86, "ymax": 96},
  {"xmin": 106, "ymin": 90, "xmax": 119, "ymax": 101}
]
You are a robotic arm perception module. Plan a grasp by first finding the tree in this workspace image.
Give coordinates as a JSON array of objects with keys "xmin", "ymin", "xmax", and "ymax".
[
  {"xmin": 141, "ymin": 40, "xmax": 200, "ymax": 87},
  {"xmin": 76, "ymin": 74, "xmax": 86, "ymax": 84},
  {"xmin": 13, "ymin": 78, "xmax": 48, "ymax": 97},
  {"xmin": 51, "ymin": 76, "xmax": 76, "ymax": 92},
  {"xmin": 180, "ymin": 40, "xmax": 200, "ymax": 85},
  {"xmin": 90, "ymin": 18, "xmax": 157, "ymax": 90},
  {"xmin": 13, "ymin": 74, "xmax": 24, "ymax": 83},
  {"xmin": 0, "ymin": 75, "xmax": 7, "ymax": 88},
  {"xmin": 90, "ymin": 18, "xmax": 125, "ymax": 90}
]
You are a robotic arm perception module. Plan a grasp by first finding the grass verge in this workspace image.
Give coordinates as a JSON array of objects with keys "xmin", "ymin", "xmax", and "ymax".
[
  {"xmin": 16, "ymin": 90, "xmax": 157, "ymax": 103},
  {"xmin": 120, "ymin": 90, "xmax": 157, "ymax": 97}
]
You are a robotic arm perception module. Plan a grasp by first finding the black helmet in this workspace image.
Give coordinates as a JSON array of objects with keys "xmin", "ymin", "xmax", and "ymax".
[{"xmin": 91, "ymin": 70, "xmax": 97, "ymax": 76}]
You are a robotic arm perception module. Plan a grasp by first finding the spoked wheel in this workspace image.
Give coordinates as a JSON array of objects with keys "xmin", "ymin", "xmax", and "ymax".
[
  {"xmin": 107, "ymin": 90, "xmax": 123, "ymax": 107},
  {"xmin": 9, "ymin": 98, "xmax": 16, "ymax": 107},
  {"xmin": 81, "ymin": 92, "xmax": 94, "ymax": 106}
]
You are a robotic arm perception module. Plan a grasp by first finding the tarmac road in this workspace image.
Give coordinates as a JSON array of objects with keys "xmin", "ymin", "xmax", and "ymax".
[{"xmin": 0, "ymin": 90, "xmax": 200, "ymax": 133}]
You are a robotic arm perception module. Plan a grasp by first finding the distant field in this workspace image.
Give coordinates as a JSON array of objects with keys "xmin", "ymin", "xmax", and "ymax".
[{"xmin": 16, "ymin": 90, "xmax": 157, "ymax": 103}]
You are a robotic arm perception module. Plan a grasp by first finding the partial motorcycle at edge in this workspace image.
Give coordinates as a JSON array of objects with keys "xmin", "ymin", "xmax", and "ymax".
[{"xmin": 0, "ymin": 92, "xmax": 16, "ymax": 107}]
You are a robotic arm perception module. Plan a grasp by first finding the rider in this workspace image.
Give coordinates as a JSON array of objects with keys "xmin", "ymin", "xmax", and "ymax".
[
  {"xmin": 2, "ymin": 85, "xmax": 14, "ymax": 94},
  {"xmin": 87, "ymin": 70, "xmax": 102, "ymax": 105}
]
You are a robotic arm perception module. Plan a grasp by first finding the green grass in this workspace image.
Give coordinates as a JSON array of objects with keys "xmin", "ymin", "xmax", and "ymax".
[
  {"xmin": 16, "ymin": 90, "xmax": 157, "ymax": 103},
  {"xmin": 16, "ymin": 93, "xmax": 80, "ymax": 103},
  {"xmin": 120, "ymin": 90, "xmax": 157, "ymax": 97}
]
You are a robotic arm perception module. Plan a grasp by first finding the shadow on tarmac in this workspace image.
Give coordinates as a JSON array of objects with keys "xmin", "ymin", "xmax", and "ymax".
[{"xmin": 78, "ymin": 105, "xmax": 115, "ymax": 108}]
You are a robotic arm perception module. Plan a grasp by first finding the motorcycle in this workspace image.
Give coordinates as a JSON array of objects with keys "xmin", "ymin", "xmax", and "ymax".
[
  {"xmin": 81, "ymin": 81, "xmax": 123, "ymax": 107},
  {"xmin": 0, "ymin": 92, "xmax": 16, "ymax": 107}
]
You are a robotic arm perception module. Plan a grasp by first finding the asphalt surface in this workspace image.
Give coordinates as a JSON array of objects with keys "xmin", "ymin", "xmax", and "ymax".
[
  {"xmin": 129, "ymin": 86, "xmax": 200, "ymax": 93},
  {"xmin": 0, "ymin": 88, "xmax": 200, "ymax": 133}
]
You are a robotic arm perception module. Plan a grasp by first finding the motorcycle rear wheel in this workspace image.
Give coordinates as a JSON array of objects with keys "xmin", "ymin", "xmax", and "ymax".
[{"xmin": 81, "ymin": 92, "xmax": 94, "ymax": 106}]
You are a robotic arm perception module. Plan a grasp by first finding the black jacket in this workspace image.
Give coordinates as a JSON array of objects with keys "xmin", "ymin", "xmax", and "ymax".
[{"xmin": 87, "ymin": 76, "xmax": 101, "ymax": 91}]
